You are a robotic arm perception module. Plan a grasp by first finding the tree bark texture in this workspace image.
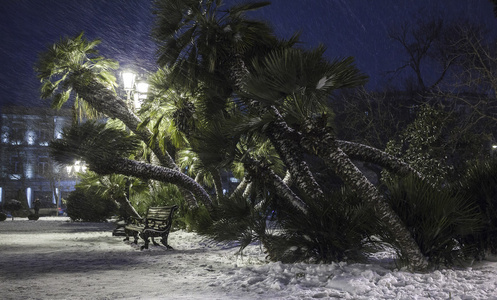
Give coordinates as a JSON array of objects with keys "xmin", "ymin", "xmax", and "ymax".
[
  {"xmin": 301, "ymin": 122, "xmax": 428, "ymax": 271},
  {"xmin": 102, "ymin": 158, "xmax": 213, "ymax": 209},
  {"xmin": 264, "ymin": 116, "xmax": 325, "ymax": 203},
  {"xmin": 243, "ymin": 156, "xmax": 308, "ymax": 214},
  {"xmin": 336, "ymin": 140, "xmax": 426, "ymax": 180}
]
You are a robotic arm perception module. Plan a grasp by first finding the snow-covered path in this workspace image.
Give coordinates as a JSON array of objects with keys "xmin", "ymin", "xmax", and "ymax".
[{"xmin": 1, "ymin": 217, "xmax": 497, "ymax": 299}]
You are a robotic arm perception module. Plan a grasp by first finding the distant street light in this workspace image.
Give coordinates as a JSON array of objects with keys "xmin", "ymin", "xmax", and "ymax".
[
  {"xmin": 66, "ymin": 160, "xmax": 87, "ymax": 177},
  {"xmin": 121, "ymin": 70, "xmax": 149, "ymax": 111}
]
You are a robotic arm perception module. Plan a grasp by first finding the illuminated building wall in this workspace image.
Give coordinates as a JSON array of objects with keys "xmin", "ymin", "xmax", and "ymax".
[{"xmin": 0, "ymin": 106, "xmax": 76, "ymax": 210}]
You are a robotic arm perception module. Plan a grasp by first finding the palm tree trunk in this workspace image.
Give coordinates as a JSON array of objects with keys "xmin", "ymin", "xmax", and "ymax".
[
  {"xmin": 264, "ymin": 107, "xmax": 325, "ymax": 202},
  {"xmin": 243, "ymin": 156, "xmax": 307, "ymax": 214},
  {"xmin": 301, "ymin": 121, "xmax": 428, "ymax": 271},
  {"xmin": 242, "ymin": 182, "xmax": 253, "ymax": 199},
  {"xmin": 336, "ymin": 140, "xmax": 426, "ymax": 180},
  {"xmin": 211, "ymin": 169, "xmax": 223, "ymax": 205},
  {"xmin": 230, "ymin": 177, "xmax": 248, "ymax": 200},
  {"xmin": 283, "ymin": 170, "xmax": 293, "ymax": 186},
  {"xmin": 102, "ymin": 158, "xmax": 213, "ymax": 209},
  {"xmin": 228, "ymin": 53, "xmax": 326, "ymax": 204},
  {"xmin": 73, "ymin": 75, "xmax": 202, "ymax": 208}
]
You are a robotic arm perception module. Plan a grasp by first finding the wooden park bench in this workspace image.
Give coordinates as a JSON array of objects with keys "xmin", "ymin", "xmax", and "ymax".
[{"xmin": 123, "ymin": 205, "xmax": 177, "ymax": 250}]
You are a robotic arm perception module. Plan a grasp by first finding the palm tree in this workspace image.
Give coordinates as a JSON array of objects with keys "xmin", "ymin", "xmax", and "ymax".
[
  {"xmin": 152, "ymin": 0, "xmax": 326, "ymax": 205},
  {"xmin": 143, "ymin": 61, "xmax": 302, "ymax": 208},
  {"xmin": 35, "ymin": 32, "xmax": 175, "ymax": 168},
  {"xmin": 35, "ymin": 32, "xmax": 211, "ymax": 208},
  {"xmin": 50, "ymin": 121, "xmax": 212, "ymax": 208},
  {"xmin": 152, "ymin": 0, "xmax": 276, "ymax": 89},
  {"xmin": 242, "ymin": 46, "xmax": 429, "ymax": 270},
  {"xmin": 153, "ymin": 0, "xmax": 429, "ymax": 269},
  {"xmin": 141, "ymin": 68, "xmax": 229, "ymax": 202}
]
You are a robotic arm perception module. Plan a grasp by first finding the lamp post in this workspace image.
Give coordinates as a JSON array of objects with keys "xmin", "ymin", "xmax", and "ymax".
[{"xmin": 121, "ymin": 70, "xmax": 149, "ymax": 111}]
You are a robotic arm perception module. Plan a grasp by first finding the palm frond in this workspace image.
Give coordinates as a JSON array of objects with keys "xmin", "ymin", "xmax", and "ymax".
[
  {"xmin": 35, "ymin": 32, "xmax": 119, "ymax": 110},
  {"xmin": 50, "ymin": 121, "xmax": 141, "ymax": 170},
  {"xmin": 243, "ymin": 46, "xmax": 367, "ymax": 109}
]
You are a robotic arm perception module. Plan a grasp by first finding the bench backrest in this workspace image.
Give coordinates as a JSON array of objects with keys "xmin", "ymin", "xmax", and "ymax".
[{"xmin": 145, "ymin": 206, "xmax": 177, "ymax": 225}]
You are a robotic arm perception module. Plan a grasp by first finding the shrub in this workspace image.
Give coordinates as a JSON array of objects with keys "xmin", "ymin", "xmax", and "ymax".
[
  {"xmin": 384, "ymin": 176, "xmax": 482, "ymax": 267},
  {"xmin": 181, "ymin": 204, "xmax": 212, "ymax": 232},
  {"xmin": 0, "ymin": 212, "xmax": 7, "ymax": 221},
  {"xmin": 455, "ymin": 159, "xmax": 497, "ymax": 255},
  {"xmin": 198, "ymin": 193, "xmax": 266, "ymax": 252},
  {"xmin": 201, "ymin": 184, "xmax": 382, "ymax": 264},
  {"xmin": 137, "ymin": 182, "xmax": 210, "ymax": 231},
  {"xmin": 3, "ymin": 200, "xmax": 29, "ymax": 219},
  {"xmin": 66, "ymin": 188, "xmax": 118, "ymax": 222},
  {"xmin": 265, "ymin": 188, "xmax": 381, "ymax": 263}
]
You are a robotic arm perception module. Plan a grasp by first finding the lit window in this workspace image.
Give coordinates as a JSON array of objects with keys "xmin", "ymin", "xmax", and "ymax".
[
  {"xmin": 26, "ymin": 130, "xmax": 36, "ymax": 145},
  {"xmin": 1, "ymin": 132, "xmax": 8, "ymax": 143}
]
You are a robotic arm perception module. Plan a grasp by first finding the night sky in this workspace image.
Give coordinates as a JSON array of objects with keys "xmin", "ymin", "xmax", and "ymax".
[{"xmin": 0, "ymin": 0, "xmax": 495, "ymax": 108}]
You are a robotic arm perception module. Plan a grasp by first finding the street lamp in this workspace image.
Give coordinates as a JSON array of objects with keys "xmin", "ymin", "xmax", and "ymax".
[{"xmin": 121, "ymin": 70, "xmax": 149, "ymax": 111}]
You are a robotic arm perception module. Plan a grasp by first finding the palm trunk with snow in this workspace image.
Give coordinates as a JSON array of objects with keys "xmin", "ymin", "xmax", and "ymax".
[
  {"xmin": 243, "ymin": 156, "xmax": 307, "ymax": 214},
  {"xmin": 301, "ymin": 121, "xmax": 428, "ymax": 271},
  {"xmin": 92, "ymin": 158, "xmax": 212, "ymax": 209},
  {"xmin": 336, "ymin": 140, "xmax": 426, "ymax": 180}
]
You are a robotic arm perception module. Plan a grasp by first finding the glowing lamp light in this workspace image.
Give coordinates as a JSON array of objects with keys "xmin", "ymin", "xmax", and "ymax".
[
  {"xmin": 492, "ymin": 145, "xmax": 497, "ymax": 149},
  {"xmin": 66, "ymin": 160, "xmax": 86, "ymax": 175},
  {"xmin": 122, "ymin": 71, "xmax": 136, "ymax": 91},
  {"xmin": 136, "ymin": 80, "xmax": 149, "ymax": 94}
]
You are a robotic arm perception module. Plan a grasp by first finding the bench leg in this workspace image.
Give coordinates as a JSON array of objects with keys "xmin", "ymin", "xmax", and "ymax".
[
  {"xmin": 124, "ymin": 230, "xmax": 139, "ymax": 244},
  {"xmin": 140, "ymin": 232, "xmax": 150, "ymax": 250},
  {"xmin": 151, "ymin": 237, "xmax": 160, "ymax": 246},
  {"xmin": 160, "ymin": 233, "xmax": 173, "ymax": 250}
]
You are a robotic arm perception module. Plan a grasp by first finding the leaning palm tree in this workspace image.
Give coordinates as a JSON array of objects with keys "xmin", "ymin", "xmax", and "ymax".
[
  {"xmin": 242, "ymin": 46, "xmax": 429, "ymax": 270},
  {"xmin": 35, "ymin": 32, "xmax": 175, "ymax": 168},
  {"xmin": 152, "ymin": 0, "xmax": 429, "ymax": 269},
  {"xmin": 50, "ymin": 121, "xmax": 212, "ymax": 207},
  {"xmin": 35, "ymin": 32, "xmax": 211, "ymax": 208}
]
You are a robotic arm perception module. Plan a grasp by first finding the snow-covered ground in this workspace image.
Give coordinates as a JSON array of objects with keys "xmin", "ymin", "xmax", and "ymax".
[{"xmin": 1, "ymin": 217, "xmax": 497, "ymax": 300}]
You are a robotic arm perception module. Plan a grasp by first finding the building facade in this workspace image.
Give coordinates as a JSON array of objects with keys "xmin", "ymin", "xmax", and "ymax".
[{"xmin": 0, "ymin": 106, "xmax": 77, "ymax": 212}]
